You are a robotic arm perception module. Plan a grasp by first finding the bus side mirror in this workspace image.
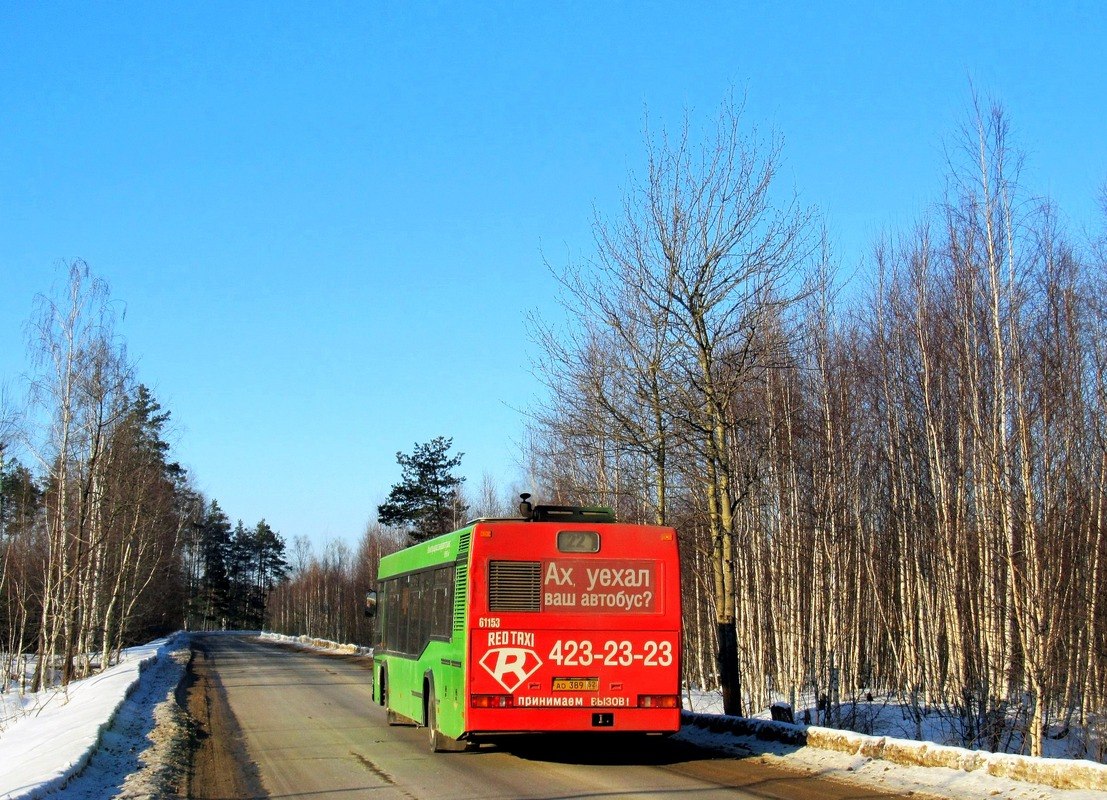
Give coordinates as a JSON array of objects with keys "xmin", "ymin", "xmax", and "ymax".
[{"xmin": 364, "ymin": 590, "xmax": 378, "ymax": 618}]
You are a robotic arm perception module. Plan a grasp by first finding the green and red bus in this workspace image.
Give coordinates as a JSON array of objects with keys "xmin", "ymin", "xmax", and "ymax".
[{"xmin": 368, "ymin": 502, "xmax": 682, "ymax": 751}]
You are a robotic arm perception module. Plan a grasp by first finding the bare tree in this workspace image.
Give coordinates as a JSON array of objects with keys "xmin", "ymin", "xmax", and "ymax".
[
  {"xmin": 23, "ymin": 262, "xmax": 131, "ymax": 687},
  {"xmin": 531, "ymin": 98, "xmax": 818, "ymax": 715}
]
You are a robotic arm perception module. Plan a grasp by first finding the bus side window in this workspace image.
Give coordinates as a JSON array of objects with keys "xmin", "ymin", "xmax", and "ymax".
[
  {"xmin": 431, "ymin": 566, "xmax": 454, "ymax": 639},
  {"xmin": 413, "ymin": 571, "xmax": 428, "ymax": 651},
  {"xmin": 378, "ymin": 581, "xmax": 391, "ymax": 651},
  {"xmin": 398, "ymin": 576, "xmax": 412, "ymax": 654},
  {"xmin": 383, "ymin": 566, "xmax": 458, "ymax": 655}
]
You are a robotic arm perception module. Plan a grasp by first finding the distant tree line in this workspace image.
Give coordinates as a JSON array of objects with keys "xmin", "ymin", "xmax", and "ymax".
[
  {"xmin": 266, "ymin": 527, "xmax": 400, "ymax": 647},
  {"xmin": 181, "ymin": 501, "xmax": 290, "ymax": 632},
  {"xmin": 0, "ymin": 263, "xmax": 289, "ymax": 692},
  {"xmin": 525, "ymin": 96, "xmax": 1107, "ymax": 761}
]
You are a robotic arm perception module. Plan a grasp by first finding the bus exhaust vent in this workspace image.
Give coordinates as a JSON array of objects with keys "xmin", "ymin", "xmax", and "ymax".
[{"xmin": 488, "ymin": 561, "xmax": 541, "ymax": 612}]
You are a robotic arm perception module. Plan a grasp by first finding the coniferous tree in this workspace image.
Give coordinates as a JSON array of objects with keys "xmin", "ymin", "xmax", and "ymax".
[
  {"xmin": 0, "ymin": 458, "xmax": 42, "ymax": 541},
  {"xmin": 1, "ymin": 457, "xmax": 43, "ymax": 668},
  {"xmin": 198, "ymin": 500, "xmax": 232, "ymax": 628},
  {"xmin": 96, "ymin": 384, "xmax": 189, "ymax": 657},
  {"xmin": 227, "ymin": 520, "xmax": 254, "ymax": 626},
  {"xmin": 252, "ymin": 519, "xmax": 289, "ymax": 606},
  {"xmin": 224, "ymin": 519, "xmax": 289, "ymax": 628},
  {"xmin": 377, "ymin": 436, "xmax": 467, "ymax": 544}
]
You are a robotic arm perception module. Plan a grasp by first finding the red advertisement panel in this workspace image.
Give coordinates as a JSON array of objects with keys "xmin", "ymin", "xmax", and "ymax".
[{"xmin": 472, "ymin": 627, "xmax": 678, "ymax": 704}]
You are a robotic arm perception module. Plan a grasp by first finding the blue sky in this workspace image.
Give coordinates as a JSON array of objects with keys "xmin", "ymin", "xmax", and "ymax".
[{"xmin": 3, "ymin": 2, "xmax": 1105, "ymax": 548}]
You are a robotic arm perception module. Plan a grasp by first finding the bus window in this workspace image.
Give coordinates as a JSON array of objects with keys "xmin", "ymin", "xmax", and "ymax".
[
  {"xmin": 557, "ymin": 530, "xmax": 600, "ymax": 553},
  {"xmin": 431, "ymin": 566, "xmax": 454, "ymax": 639}
]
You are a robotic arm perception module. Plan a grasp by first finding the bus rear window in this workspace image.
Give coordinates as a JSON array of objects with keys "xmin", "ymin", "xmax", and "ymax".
[{"xmin": 557, "ymin": 530, "xmax": 600, "ymax": 553}]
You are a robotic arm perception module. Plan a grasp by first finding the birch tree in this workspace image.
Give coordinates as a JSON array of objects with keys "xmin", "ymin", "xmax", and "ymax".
[
  {"xmin": 532, "ymin": 99, "xmax": 816, "ymax": 714},
  {"xmin": 24, "ymin": 262, "xmax": 132, "ymax": 687}
]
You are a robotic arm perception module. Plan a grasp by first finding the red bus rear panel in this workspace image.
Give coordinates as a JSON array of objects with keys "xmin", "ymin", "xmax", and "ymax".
[{"xmin": 464, "ymin": 519, "xmax": 682, "ymax": 735}]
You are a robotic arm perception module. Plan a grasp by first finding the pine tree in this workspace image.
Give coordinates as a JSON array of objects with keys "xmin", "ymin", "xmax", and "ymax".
[
  {"xmin": 97, "ymin": 384, "xmax": 189, "ymax": 654},
  {"xmin": 252, "ymin": 520, "xmax": 288, "ymax": 628},
  {"xmin": 122, "ymin": 385, "xmax": 183, "ymax": 481},
  {"xmin": 0, "ymin": 458, "xmax": 42, "ymax": 540},
  {"xmin": 377, "ymin": 436, "xmax": 467, "ymax": 544},
  {"xmin": 227, "ymin": 520, "xmax": 254, "ymax": 627},
  {"xmin": 252, "ymin": 520, "xmax": 289, "ymax": 593},
  {"xmin": 198, "ymin": 500, "xmax": 232, "ymax": 628}
]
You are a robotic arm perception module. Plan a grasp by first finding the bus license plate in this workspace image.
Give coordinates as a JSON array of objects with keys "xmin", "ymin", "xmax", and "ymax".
[{"xmin": 553, "ymin": 677, "xmax": 599, "ymax": 692}]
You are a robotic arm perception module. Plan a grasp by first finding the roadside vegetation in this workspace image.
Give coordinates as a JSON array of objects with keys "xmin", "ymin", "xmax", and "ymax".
[{"xmin": 1, "ymin": 264, "xmax": 289, "ymax": 693}]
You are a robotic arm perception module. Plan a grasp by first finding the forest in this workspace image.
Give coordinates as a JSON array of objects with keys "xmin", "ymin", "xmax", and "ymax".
[{"xmin": 522, "ymin": 98, "xmax": 1107, "ymax": 760}]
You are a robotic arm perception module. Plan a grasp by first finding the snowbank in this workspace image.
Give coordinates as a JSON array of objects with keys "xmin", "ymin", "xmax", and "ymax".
[
  {"xmin": 259, "ymin": 630, "xmax": 372, "ymax": 656},
  {"xmin": 0, "ymin": 634, "xmax": 187, "ymax": 800},
  {"xmin": 682, "ymin": 711, "xmax": 1107, "ymax": 792}
]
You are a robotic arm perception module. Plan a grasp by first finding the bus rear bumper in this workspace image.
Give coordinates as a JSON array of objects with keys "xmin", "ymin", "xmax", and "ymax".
[{"xmin": 466, "ymin": 706, "xmax": 680, "ymax": 734}]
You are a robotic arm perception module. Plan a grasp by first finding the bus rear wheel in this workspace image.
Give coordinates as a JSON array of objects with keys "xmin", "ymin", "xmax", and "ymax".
[
  {"xmin": 425, "ymin": 678, "xmax": 467, "ymax": 753},
  {"xmin": 380, "ymin": 670, "xmax": 401, "ymax": 726}
]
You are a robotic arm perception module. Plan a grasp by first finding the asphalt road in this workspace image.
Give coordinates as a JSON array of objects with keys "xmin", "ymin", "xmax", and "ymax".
[{"xmin": 186, "ymin": 634, "xmax": 921, "ymax": 800}]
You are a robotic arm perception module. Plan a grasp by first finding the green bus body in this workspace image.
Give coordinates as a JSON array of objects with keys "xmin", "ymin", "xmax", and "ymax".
[{"xmin": 373, "ymin": 529, "xmax": 468, "ymax": 744}]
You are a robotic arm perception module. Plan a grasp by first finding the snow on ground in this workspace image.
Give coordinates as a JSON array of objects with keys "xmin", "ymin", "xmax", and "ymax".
[
  {"xmin": 676, "ymin": 722, "xmax": 1107, "ymax": 800},
  {"xmin": 683, "ymin": 688, "xmax": 1105, "ymax": 764},
  {"xmin": 0, "ymin": 634, "xmax": 192, "ymax": 800},
  {"xmin": 1, "ymin": 631, "xmax": 1104, "ymax": 799},
  {"xmin": 680, "ymin": 689, "xmax": 1106, "ymax": 797}
]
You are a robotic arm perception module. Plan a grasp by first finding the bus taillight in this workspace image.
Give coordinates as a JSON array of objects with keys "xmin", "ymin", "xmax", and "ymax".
[
  {"xmin": 637, "ymin": 695, "xmax": 680, "ymax": 709},
  {"xmin": 471, "ymin": 694, "xmax": 515, "ymax": 708}
]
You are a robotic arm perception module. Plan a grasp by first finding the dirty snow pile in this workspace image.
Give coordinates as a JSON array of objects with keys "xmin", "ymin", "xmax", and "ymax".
[
  {"xmin": 256, "ymin": 632, "xmax": 369, "ymax": 655},
  {"xmin": 0, "ymin": 634, "xmax": 192, "ymax": 800},
  {"xmin": 680, "ymin": 689, "xmax": 1107, "ymax": 799},
  {"xmin": 259, "ymin": 629, "xmax": 371, "ymax": 655},
  {"xmin": 677, "ymin": 716, "xmax": 1106, "ymax": 800}
]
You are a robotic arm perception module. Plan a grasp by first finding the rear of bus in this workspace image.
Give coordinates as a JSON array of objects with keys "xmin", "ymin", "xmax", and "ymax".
[{"xmin": 464, "ymin": 508, "xmax": 682, "ymax": 737}]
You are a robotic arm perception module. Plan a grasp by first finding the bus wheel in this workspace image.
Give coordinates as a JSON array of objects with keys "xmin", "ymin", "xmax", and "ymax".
[
  {"xmin": 425, "ymin": 678, "xmax": 466, "ymax": 753},
  {"xmin": 381, "ymin": 670, "xmax": 401, "ymax": 726}
]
